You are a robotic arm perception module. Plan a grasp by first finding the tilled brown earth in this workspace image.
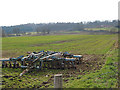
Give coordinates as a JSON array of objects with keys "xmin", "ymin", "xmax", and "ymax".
[
  {"xmin": 60, "ymin": 54, "xmax": 105, "ymax": 75},
  {"xmin": 78, "ymin": 54, "xmax": 104, "ymax": 72},
  {"xmin": 38, "ymin": 54, "xmax": 106, "ymax": 87}
]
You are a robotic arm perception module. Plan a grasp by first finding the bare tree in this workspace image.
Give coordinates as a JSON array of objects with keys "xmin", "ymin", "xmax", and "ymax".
[
  {"xmin": 13, "ymin": 28, "xmax": 20, "ymax": 36},
  {"xmin": 46, "ymin": 29, "xmax": 50, "ymax": 34},
  {"xmin": 36, "ymin": 27, "xmax": 41, "ymax": 34},
  {"xmin": 41, "ymin": 28, "xmax": 46, "ymax": 35},
  {"xmin": 41, "ymin": 26, "xmax": 50, "ymax": 35}
]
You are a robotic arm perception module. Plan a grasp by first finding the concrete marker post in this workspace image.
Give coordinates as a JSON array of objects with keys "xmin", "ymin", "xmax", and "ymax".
[{"xmin": 54, "ymin": 74, "xmax": 62, "ymax": 88}]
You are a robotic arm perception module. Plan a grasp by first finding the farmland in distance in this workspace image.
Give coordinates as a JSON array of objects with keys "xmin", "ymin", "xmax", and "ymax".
[{"xmin": 2, "ymin": 34, "xmax": 117, "ymax": 57}]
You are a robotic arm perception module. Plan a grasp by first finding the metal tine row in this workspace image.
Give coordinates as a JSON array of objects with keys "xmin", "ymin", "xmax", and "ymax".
[
  {"xmin": 1, "ymin": 50, "xmax": 83, "ymax": 76},
  {"xmin": 2, "ymin": 51, "xmax": 82, "ymax": 69},
  {"xmin": 2, "ymin": 61, "xmax": 21, "ymax": 68}
]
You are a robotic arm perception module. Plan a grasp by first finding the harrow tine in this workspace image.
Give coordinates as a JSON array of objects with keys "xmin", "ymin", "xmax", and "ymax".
[
  {"xmin": 2, "ymin": 61, "xmax": 5, "ymax": 68},
  {"xmin": 9, "ymin": 61, "xmax": 12, "ymax": 68},
  {"xmin": 13, "ymin": 62, "xmax": 16, "ymax": 68},
  {"xmin": 5, "ymin": 61, "xmax": 8, "ymax": 67},
  {"xmin": 1, "ymin": 50, "xmax": 83, "ymax": 76}
]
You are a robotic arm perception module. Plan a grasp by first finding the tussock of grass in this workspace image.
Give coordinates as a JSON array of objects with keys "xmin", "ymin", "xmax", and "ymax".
[{"xmin": 64, "ymin": 49, "xmax": 118, "ymax": 88}]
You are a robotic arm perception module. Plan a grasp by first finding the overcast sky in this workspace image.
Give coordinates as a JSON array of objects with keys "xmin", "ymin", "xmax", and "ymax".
[{"xmin": 0, "ymin": 0, "xmax": 119, "ymax": 26}]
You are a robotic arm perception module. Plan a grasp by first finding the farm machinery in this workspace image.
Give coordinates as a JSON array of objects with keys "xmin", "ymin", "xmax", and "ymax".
[{"xmin": 1, "ymin": 50, "xmax": 83, "ymax": 76}]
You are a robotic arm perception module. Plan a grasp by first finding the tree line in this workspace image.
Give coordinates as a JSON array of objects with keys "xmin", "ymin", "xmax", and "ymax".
[{"xmin": 2, "ymin": 20, "xmax": 118, "ymax": 37}]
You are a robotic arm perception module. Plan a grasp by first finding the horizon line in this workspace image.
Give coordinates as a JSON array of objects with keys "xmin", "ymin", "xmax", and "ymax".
[{"xmin": 1, "ymin": 19, "xmax": 118, "ymax": 27}]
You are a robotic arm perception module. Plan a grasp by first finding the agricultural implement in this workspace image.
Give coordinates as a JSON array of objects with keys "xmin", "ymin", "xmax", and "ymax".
[{"xmin": 1, "ymin": 50, "xmax": 83, "ymax": 76}]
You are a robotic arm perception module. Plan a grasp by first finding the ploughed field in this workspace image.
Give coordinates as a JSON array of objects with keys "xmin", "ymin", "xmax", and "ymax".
[
  {"xmin": 2, "ymin": 35, "xmax": 117, "ymax": 57},
  {"xmin": 2, "ymin": 34, "xmax": 118, "ymax": 88}
]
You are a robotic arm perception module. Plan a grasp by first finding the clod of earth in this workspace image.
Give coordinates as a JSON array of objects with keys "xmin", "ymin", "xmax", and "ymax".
[
  {"xmin": 18, "ymin": 80, "xmax": 22, "ymax": 82},
  {"xmin": 71, "ymin": 78, "xmax": 74, "ymax": 80},
  {"xmin": 77, "ymin": 77, "xmax": 81, "ymax": 79},
  {"xmin": 3, "ymin": 76, "xmax": 12, "ymax": 78},
  {"xmin": 10, "ymin": 78, "xmax": 13, "ymax": 80},
  {"xmin": 42, "ymin": 81, "xmax": 49, "ymax": 84},
  {"xmin": 64, "ymin": 79, "xmax": 69, "ymax": 82},
  {"xmin": 45, "ymin": 85, "xmax": 49, "ymax": 87}
]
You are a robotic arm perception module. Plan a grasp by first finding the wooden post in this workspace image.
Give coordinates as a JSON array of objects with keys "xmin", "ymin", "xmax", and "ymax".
[{"xmin": 54, "ymin": 74, "xmax": 62, "ymax": 88}]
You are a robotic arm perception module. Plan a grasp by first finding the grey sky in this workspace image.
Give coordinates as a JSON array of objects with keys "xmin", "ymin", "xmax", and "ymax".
[{"xmin": 0, "ymin": 0, "xmax": 119, "ymax": 26}]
